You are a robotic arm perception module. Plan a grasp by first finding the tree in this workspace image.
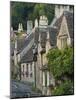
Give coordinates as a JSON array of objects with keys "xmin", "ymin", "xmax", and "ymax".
[
  {"xmin": 11, "ymin": 2, "xmax": 55, "ymax": 30},
  {"xmin": 47, "ymin": 47, "xmax": 74, "ymax": 95},
  {"xmin": 52, "ymin": 80, "xmax": 73, "ymax": 95}
]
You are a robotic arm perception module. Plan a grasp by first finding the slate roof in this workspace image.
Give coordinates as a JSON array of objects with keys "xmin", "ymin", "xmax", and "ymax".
[
  {"xmin": 11, "ymin": 11, "xmax": 74, "ymax": 63},
  {"xmin": 17, "ymin": 33, "xmax": 34, "ymax": 53},
  {"xmin": 53, "ymin": 11, "xmax": 74, "ymax": 38},
  {"xmin": 34, "ymin": 27, "xmax": 57, "ymax": 48},
  {"xmin": 34, "ymin": 11, "xmax": 74, "ymax": 49},
  {"xmin": 10, "ymin": 32, "xmax": 34, "ymax": 56},
  {"xmin": 49, "ymin": 27, "xmax": 58, "ymax": 46},
  {"xmin": 20, "ymin": 47, "xmax": 33, "ymax": 63},
  {"xmin": 64, "ymin": 11, "xmax": 74, "ymax": 39}
]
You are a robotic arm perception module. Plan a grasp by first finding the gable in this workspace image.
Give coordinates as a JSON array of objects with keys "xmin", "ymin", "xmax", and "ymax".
[{"xmin": 58, "ymin": 16, "xmax": 69, "ymax": 37}]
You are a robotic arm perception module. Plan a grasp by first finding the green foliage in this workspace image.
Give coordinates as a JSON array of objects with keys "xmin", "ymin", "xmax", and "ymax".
[
  {"xmin": 11, "ymin": 2, "xmax": 55, "ymax": 30},
  {"xmin": 47, "ymin": 47, "xmax": 74, "ymax": 95},
  {"xmin": 47, "ymin": 47, "xmax": 73, "ymax": 79},
  {"xmin": 11, "ymin": 2, "xmax": 35, "ymax": 29},
  {"xmin": 52, "ymin": 80, "xmax": 74, "ymax": 95},
  {"xmin": 32, "ymin": 85, "xmax": 42, "ymax": 93}
]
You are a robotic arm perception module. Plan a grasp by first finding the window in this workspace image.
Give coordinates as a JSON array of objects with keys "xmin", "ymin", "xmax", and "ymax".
[
  {"xmin": 63, "ymin": 38, "xmax": 67, "ymax": 47},
  {"xmin": 30, "ymin": 63, "xmax": 32, "ymax": 71},
  {"xmin": 26, "ymin": 64, "xmax": 29, "ymax": 77},
  {"xmin": 23, "ymin": 65, "xmax": 24, "ymax": 77},
  {"xmin": 30, "ymin": 73, "xmax": 32, "ymax": 77},
  {"xmin": 30, "ymin": 63, "xmax": 33, "ymax": 78},
  {"xmin": 61, "ymin": 37, "xmax": 67, "ymax": 49}
]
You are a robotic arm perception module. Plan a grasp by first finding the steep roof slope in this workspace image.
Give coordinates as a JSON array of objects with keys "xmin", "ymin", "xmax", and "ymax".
[{"xmin": 17, "ymin": 11, "xmax": 74, "ymax": 63}]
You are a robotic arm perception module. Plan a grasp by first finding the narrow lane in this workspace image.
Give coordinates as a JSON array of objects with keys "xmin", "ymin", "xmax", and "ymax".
[{"xmin": 10, "ymin": 80, "xmax": 42, "ymax": 98}]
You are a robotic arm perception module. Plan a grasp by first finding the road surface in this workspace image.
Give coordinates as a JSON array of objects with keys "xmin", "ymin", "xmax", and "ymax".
[{"xmin": 10, "ymin": 80, "xmax": 42, "ymax": 98}]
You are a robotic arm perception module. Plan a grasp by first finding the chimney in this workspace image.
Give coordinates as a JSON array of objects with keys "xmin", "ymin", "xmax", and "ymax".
[
  {"xmin": 18, "ymin": 23, "xmax": 23, "ymax": 33},
  {"xmin": 18, "ymin": 23, "xmax": 21, "ymax": 33},
  {"xmin": 38, "ymin": 33, "xmax": 42, "ymax": 53},
  {"xmin": 20, "ymin": 23, "xmax": 23, "ymax": 31},
  {"xmin": 46, "ymin": 32, "xmax": 51, "ymax": 53},
  {"xmin": 27, "ymin": 20, "xmax": 33, "ymax": 34},
  {"xmin": 55, "ymin": 5, "xmax": 70, "ymax": 18},
  {"xmin": 35, "ymin": 19, "xmax": 38, "ymax": 28},
  {"xmin": 39, "ymin": 15, "xmax": 48, "ymax": 29}
]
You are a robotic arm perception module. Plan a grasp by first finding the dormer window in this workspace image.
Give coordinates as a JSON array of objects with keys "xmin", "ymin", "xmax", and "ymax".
[{"xmin": 61, "ymin": 37, "xmax": 67, "ymax": 49}]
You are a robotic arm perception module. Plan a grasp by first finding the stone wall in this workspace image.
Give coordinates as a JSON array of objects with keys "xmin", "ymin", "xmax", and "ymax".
[{"xmin": 21, "ymin": 62, "xmax": 34, "ymax": 83}]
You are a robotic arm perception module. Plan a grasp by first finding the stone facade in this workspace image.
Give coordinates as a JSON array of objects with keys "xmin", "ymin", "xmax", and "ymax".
[
  {"xmin": 21, "ymin": 62, "xmax": 34, "ymax": 82},
  {"xmin": 57, "ymin": 16, "xmax": 70, "ymax": 49}
]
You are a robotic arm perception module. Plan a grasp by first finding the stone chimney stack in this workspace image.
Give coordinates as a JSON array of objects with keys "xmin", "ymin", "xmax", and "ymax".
[
  {"xmin": 18, "ymin": 23, "xmax": 21, "ymax": 33},
  {"xmin": 38, "ymin": 33, "xmax": 42, "ymax": 53},
  {"xmin": 18, "ymin": 23, "xmax": 23, "ymax": 33},
  {"xmin": 35, "ymin": 19, "xmax": 38, "ymax": 28},
  {"xmin": 55, "ymin": 5, "xmax": 70, "ymax": 18},
  {"xmin": 39, "ymin": 15, "xmax": 48, "ymax": 29},
  {"xmin": 27, "ymin": 20, "xmax": 33, "ymax": 34},
  {"xmin": 20, "ymin": 23, "xmax": 23, "ymax": 31}
]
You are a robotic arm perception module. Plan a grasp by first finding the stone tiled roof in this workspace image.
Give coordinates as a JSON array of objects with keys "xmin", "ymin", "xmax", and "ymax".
[
  {"xmin": 20, "ymin": 47, "xmax": 33, "ymax": 63},
  {"xmin": 10, "ymin": 33, "xmax": 34, "ymax": 56},
  {"xmin": 12, "ymin": 11, "xmax": 74, "ymax": 63},
  {"xmin": 49, "ymin": 27, "xmax": 57, "ymax": 46},
  {"xmin": 54, "ymin": 15, "xmax": 63, "ymax": 33},
  {"xmin": 34, "ymin": 27, "xmax": 57, "ymax": 47},
  {"xmin": 53, "ymin": 11, "xmax": 74, "ymax": 39},
  {"xmin": 17, "ymin": 33, "xmax": 34, "ymax": 53},
  {"xmin": 64, "ymin": 11, "xmax": 74, "ymax": 39}
]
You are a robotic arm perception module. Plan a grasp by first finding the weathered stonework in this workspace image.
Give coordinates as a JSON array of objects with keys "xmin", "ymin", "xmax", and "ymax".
[{"xmin": 57, "ymin": 16, "xmax": 70, "ymax": 49}]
